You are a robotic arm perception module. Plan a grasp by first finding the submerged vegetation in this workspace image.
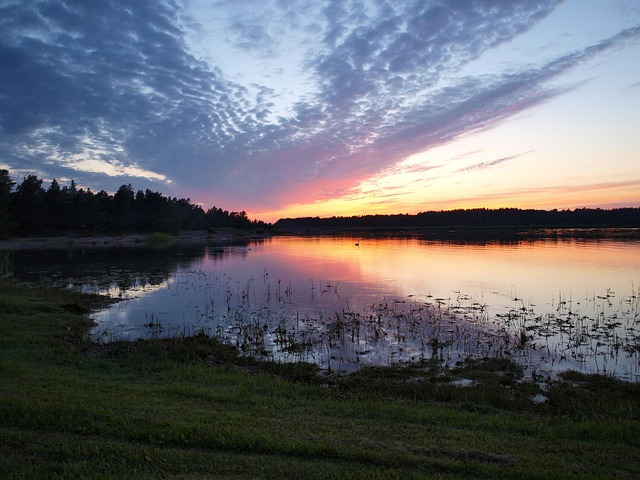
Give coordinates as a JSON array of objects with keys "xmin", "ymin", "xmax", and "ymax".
[
  {"xmin": 0, "ymin": 249, "xmax": 11, "ymax": 275},
  {"xmin": 1, "ymin": 279, "xmax": 640, "ymax": 478},
  {"xmin": 92, "ymin": 267, "xmax": 640, "ymax": 382}
]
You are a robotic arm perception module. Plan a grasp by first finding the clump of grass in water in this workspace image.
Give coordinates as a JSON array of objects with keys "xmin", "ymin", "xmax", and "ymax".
[
  {"xmin": 92, "ymin": 266, "xmax": 640, "ymax": 381},
  {"xmin": 146, "ymin": 232, "xmax": 176, "ymax": 247},
  {"xmin": 0, "ymin": 250, "xmax": 13, "ymax": 276}
]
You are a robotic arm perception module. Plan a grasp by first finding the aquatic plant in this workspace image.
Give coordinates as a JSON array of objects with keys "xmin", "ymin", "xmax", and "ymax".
[
  {"xmin": 92, "ymin": 269, "xmax": 640, "ymax": 381},
  {"xmin": 0, "ymin": 249, "xmax": 12, "ymax": 275},
  {"xmin": 146, "ymin": 232, "xmax": 176, "ymax": 247}
]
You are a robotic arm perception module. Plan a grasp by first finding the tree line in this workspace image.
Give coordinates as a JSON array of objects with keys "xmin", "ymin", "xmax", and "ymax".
[
  {"xmin": 275, "ymin": 207, "xmax": 640, "ymax": 231},
  {"xmin": 0, "ymin": 169, "xmax": 269, "ymax": 237}
]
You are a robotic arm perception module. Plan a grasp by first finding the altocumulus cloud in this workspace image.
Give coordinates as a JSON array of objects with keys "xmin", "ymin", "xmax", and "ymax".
[{"xmin": 0, "ymin": 0, "xmax": 638, "ymax": 212}]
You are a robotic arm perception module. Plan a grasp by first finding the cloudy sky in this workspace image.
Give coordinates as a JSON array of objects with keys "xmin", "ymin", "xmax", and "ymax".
[{"xmin": 1, "ymin": 0, "xmax": 639, "ymax": 221}]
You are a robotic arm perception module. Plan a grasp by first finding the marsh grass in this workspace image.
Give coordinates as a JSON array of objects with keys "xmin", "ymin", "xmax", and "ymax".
[
  {"xmin": 17, "ymin": 244, "xmax": 638, "ymax": 380},
  {"xmin": 96, "ymin": 268, "xmax": 639, "ymax": 381},
  {"xmin": 145, "ymin": 232, "xmax": 176, "ymax": 247},
  {"xmin": 0, "ymin": 249, "xmax": 12, "ymax": 275},
  {"xmin": 1, "ymin": 279, "xmax": 639, "ymax": 478}
]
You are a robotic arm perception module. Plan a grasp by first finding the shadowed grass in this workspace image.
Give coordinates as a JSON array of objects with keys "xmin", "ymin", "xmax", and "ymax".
[
  {"xmin": 0, "ymin": 249, "xmax": 12, "ymax": 274},
  {"xmin": 1, "ymin": 279, "xmax": 639, "ymax": 479},
  {"xmin": 145, "ymin": 232, "xmax": 177, "ymax": 248}
]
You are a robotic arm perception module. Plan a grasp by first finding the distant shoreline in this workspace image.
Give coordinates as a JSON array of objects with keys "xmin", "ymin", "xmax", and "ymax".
[
  {"xmin": 275, "ymin": 226, "xmax": 640, "ymax": 241},
  {"xmin": 274, "ymin": 207, "xmax": 640, "ymax": 234},
  {"xmin": 1, "ymin": 226, "xmax": 638, "ymax": 251}
]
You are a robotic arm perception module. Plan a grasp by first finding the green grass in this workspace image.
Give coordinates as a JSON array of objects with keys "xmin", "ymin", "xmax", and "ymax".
[
  {"xmin": 1, "ymin": 279, "xmax": 639, "ymax": 479},
  {"xmin": 145, "ymin": 232, "xmax": 177, "ymax": 247},
  {"xmin": 0, "ymin": 249, "xmax": 12, "ymax": 275}
]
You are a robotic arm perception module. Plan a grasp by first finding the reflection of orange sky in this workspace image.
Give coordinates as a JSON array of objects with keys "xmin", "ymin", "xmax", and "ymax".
[
  {"xmin": 265, "ymin": 237, "xmax": 640, "ymax": 308},
  {"xmin": 264, "ymin": 237, "xmax": 364, "ymax": 282}
]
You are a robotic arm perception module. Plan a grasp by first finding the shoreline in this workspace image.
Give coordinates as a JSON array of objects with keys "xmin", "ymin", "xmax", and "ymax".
[
  {"xmin": 0, "ymin": 230, "xmax": 269, "ymax": 251},
  {"xmin": 276, "ymin": 225, "xmax": 640, "ymax": 239},
  {"xmin": 1, "ymin": 226, "xmax": 638, "ymax": 251}
]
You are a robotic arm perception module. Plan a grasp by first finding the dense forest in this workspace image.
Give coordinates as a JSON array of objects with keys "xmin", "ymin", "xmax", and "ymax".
[
  {"xmin": 0, "ymin": 169, "xmax": 269, "ymax": 237},
  {"xmin": 275, "ymin": 207, "xmax": 640, "ymax": 231}
]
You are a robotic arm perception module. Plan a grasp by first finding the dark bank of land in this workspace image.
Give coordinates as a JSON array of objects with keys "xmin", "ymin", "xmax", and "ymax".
[
  {"xmin": 0, "ymin": 228, "xmax": 269, "ymax": 252},
  {"xmin": 274, "ymin": 207, "xmax": 640, "ymax": 239},
  {"xmin": 1, "ymin": 279, "xmax": 640, "ymax": 479}
]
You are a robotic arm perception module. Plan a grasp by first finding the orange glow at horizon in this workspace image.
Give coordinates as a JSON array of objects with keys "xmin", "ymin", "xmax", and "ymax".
[{"xmin": 249, "ymin": 181, "xmax": 640, "ymax": 223}]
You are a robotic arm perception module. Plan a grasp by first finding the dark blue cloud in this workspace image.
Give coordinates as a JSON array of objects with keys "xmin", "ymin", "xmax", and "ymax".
[{"xmin": 0, "ymin": 0, "xmax": 265, "ymax": 187}]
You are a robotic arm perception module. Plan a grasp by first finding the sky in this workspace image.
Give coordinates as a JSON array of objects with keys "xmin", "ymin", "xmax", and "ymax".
[{"xmin": 1, "ymin": 0, "xmax": 639, "ymax": 222}]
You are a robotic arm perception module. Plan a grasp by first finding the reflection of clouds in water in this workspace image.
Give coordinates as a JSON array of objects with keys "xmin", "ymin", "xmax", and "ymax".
[
  {"xmin": 90, "ymin": 278, "xmax": 177, "ymax": 341},
  {"xmin": 10, "ymin": 237, "xmax": 640, "ymax": 380},
  {"xmin": 10, "ymin": 245, "xmax": 201, "ymax": 295},
  {"xmin": 77, "ymin": 277, "xmax": 174, "ymax": 299},
  {"xmin": 82, "ymin": 239, "xmax": 640, "ymax": 381},
  {"xmin": 93, "ymin": 258, "xmax": 640, "ymax": 381}
]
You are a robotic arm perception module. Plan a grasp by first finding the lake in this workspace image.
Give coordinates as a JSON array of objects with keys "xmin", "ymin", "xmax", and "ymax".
[{"xmin": 8, "ymin": 233, "xmax": 640, "ymax": 380}]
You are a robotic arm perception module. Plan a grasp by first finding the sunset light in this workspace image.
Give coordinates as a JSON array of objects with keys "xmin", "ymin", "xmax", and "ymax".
[{"xmin": 1, "ymin": 1, "xmax": 639, "ymax": 222}]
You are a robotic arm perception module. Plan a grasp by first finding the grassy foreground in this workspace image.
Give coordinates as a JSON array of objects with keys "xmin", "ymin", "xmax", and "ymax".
[{"xmin": 1, "ymin": 280, "xmax": 639, "ymax": 479}]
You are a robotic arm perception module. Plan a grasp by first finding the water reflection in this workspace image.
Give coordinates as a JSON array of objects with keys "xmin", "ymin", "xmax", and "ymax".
[
  {"xmin": 7, "ymin": 235, "xmax": 640, "ymax": 380},
  {"xmin": 11, "ymin": 244, "xmax": 217, "ymax": 295}
]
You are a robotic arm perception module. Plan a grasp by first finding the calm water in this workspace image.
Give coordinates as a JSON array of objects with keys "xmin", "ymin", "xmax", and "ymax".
[{"xmin": 9, "ymin": 235, "xmax": 640, "ymax": 380}]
